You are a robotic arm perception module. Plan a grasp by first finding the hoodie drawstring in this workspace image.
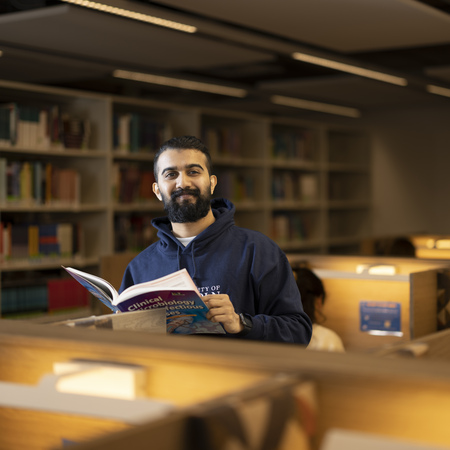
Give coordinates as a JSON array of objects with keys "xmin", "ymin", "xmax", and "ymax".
[
  {"xmin": 191, "ymin": 241, "xmax": 197, "ymax": 283},
  {"xmin": 176, "ymin": 246, "xmax": 181, "ymax": 271}
]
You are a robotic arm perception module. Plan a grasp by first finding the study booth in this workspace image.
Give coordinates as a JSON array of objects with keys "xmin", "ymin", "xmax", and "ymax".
[
  {"xmin": 2, "ymin": 321, "xmax": 450, "ymax": 450},
  {"xmin": 361, "ymin": 234, "xmax": 450, "ymax": 260},
  {"xmin": 287, "ymin": 253, "xmax": 450, "ymax": 352},
  {"xmin": 3, "ymin": 252, "xmax": 450, "ymax": 449}
]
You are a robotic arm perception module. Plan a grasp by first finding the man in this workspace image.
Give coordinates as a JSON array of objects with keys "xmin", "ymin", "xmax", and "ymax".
[{"xmin": 120, "ymin": 136, "xmax": 312, "ymax": 344}]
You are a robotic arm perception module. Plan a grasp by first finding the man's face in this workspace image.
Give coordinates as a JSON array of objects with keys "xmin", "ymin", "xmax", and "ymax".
[{"xmin": 152, "ymin": 148, "xmax": 217, "ymax": 223}]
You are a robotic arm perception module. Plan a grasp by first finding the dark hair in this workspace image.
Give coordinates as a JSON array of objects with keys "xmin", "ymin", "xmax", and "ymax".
[
  {"xmin": 293, "ymin": 267, "xmax": 326, "ymax": 324},
  {"xmin": 153, "ymin": 136, "xmax": 212, "ymax": 181},
  {"xmin": 387, "ymin": 237, "xmax": 416, "ymax": 257}
]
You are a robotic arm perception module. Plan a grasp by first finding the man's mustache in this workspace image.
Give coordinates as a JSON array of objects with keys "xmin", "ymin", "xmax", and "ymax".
[{"xmin": 171, "ymin": 188, "xmax": 200, "ymax": 200}]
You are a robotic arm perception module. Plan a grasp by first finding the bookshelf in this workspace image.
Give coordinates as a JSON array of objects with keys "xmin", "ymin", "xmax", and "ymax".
[
  {"xmin": 0, "ymin": 79, "xmax": 372, "ymax": 316},
  {"xmin": 326, "ymin": 129, "xmax": 372, "ymax": 254}
]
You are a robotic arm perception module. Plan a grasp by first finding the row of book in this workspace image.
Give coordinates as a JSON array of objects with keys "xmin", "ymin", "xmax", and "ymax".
[
  {"xmin": 114, "ymin": 214, "xmax": 157, "ymax": 252},
  {"xmin": 271, "ymin": 130, "xmax": 316, "ymax": 161},
  {"xmin": 113, "ymin": 112, "xmax": 171, "ymax": 153},
  {"xmin": 0, "ymin": 222, "xmax": 83, "ymax": 261},
  {"xmin": 214, "ymin": 171, "xmax": 255, "ymax": 201},
  {"xmin": 0, "ymin": 102, "xmax": 91, "ymax": 150},
  {"xmin": 1, "ymin": 278, "xmax": 89, "ymax": 316},
  {"xmin": 272, "ymin": 172, "xmax": 319, "ymax": 202},
  {"xmin": 201, "ymin": 125, "xmax": 242, "ymax": 157},
  {"xmin": 112, "ymin": 162, "xmax": 155, "ymax": 204},
  {"xmin": 0, "ymin": 158, "xmax": 80, "ymax": 206},
  {"xmin": 271, "ymin": 213, "xmax": 315, "ymax": 243}
]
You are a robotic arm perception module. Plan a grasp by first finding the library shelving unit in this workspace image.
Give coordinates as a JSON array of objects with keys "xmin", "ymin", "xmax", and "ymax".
[
  {"xmin": 110, "ymin": 96, "xmax": 198, "ymax": 253},
  {"xmin": 325, "ymin": 128, "xmax": 372, "ymax": 254},
  {"xmin": 200, "ymin": 107, "xmax": 270, "ymax": 235},
  {"xmin": 0, "ymin": 79, "xmax": 372, "ymax": 317},
  {"xmin": 270, "ymin": 118, "xmax": 325, "ymax": 253},
  {"xmin": 0, "ymin": 80, "xmax": 110, "ymax": 318}
]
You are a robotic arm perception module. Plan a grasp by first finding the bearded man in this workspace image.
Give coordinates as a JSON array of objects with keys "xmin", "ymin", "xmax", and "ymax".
[{"xmin": 119, "ymin": 136, "xmax": 312, "ymax": 344}]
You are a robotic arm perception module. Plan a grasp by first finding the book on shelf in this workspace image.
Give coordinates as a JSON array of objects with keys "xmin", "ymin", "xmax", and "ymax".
[
  {"xmin": 0, "ymin": 102, "xmax": 90, "ymax": 150},
  {"xmin": 201, "ymin": 125, "xmax": 242, "ymax": 156},
  {"xmin": 112, "ymin": 162, "xmax": 156, "ymax": 204},
  {"xmin": 113, "ymin": 112, "xmax": 171, "ymax": 153},
  {"xmin": 299, "ymin": 174, "xmax": 318, "ymax": 202},
  {"xmin": 272, "ymin": 130, "xmax": 315, "ymax": 161},
  {"xmin": 1, "ymin": 159, "xmax": 80, "ymax": 206},
  {"xmin": 114, "ymin": 214, "xmax": 156, "ymax": 253},
  {"xmin": 1, "ymin": 222, "xmax": 82, "ymax": 261},
  {"xmin": 47, "ymin": 278, "xmax": 90, "ymax": 311},
  {"xmin": 215, "ymin": 170, "xmax": 254, "ymax": 202},
  {"xmin": 63, "ymin": 266, "xmax": 226, "ymax": 335},
  {"xmin": 0, "ymin": 102, "xmax": 18, "ymax": 146}
]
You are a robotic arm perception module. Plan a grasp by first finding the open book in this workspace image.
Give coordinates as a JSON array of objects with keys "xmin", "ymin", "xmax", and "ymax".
[{"xmin": 62, "ymin": 266, "xmax": 225, "ymax": 335}]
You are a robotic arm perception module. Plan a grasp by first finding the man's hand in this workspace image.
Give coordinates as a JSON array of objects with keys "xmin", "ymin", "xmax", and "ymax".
[{"xmin": 203, "ymin": 294, "xmax": 243, "ymax": 334}]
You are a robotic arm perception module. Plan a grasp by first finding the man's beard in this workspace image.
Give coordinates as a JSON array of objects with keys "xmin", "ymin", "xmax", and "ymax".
[{"xmin": 162, "ymin": 187, "xmax": 212, "ymax": 223}]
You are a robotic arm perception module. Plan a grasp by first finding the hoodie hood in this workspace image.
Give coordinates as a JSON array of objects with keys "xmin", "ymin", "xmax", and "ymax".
[{"xmin": 120, "ymin": 197, "xmax": 312, "ymax": 344}]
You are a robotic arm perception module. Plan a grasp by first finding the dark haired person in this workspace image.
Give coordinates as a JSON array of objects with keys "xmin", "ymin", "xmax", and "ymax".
[
  {"xmin": 293, "ymin": 267, "xmax": 344, "ymax": 352},
  {"xmin": 120, "ymin": 136, "xmax": 312, "ymax": 344}
]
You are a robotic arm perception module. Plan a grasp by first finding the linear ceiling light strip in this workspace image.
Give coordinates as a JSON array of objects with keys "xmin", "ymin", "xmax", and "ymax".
[
  {"xmin": 426, "ymin": 84, "xmax": 450, "ymax": 98},
  {"xmin": 113, "ymin": 70, "xmax": 248, "ymax": 98},
  {"xmin": 271, "ymin": 95, "xmax": 361, "ymax": 118},
  {"xmin": 59, "ymin": 0, "xmax": 197, "ymax": 33},
  {"xmin": 292, "ymin": 52, "xmax": 408, "ymax": 87}
]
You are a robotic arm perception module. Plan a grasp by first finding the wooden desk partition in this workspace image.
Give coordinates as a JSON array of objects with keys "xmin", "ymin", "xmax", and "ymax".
[
  {"xmin": 2, "ymin": 322, "xmax": 450, "ymax": 449},
  {"xmin": 288, "ymin": 254, "xmax": 450, "ymax": 352}
]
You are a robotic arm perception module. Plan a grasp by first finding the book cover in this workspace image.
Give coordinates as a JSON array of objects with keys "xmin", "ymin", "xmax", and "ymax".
[{"xmin": 63, "ymin": 266, "xmax": 225, "ymax": 335}]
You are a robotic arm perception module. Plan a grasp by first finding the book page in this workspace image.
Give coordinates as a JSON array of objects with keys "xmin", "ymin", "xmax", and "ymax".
[
  {"xmin": 63, "ymin": 266, "xmax": 119, "ymax": 311},
  {"xmin": 115, "ymin": 268, "xmax": 199, "ymax": 305}
]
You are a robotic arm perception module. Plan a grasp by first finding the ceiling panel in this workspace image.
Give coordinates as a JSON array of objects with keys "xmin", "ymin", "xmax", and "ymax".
[
  {"xmin": 0, "ymin": 0, "xmax": 449, "ymax": 116},
  {"xmin": 0, "ymin": 4, "xmax": 274, "ymax": 71},
  {"xmin": 425, "ymin": 65, "xmax": 450, "ymax": 83},
  {"xmin": 258, "ymin": 75, "xmax": 448, "ymax": 109},
  {"xmin": 153, "ymin": 0, "xmax": 450, "ymax": 53}
]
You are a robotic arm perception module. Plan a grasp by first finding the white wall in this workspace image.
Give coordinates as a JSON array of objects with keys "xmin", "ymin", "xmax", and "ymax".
[{"xmin": 366, "ymin": 104, "xmax": 450, "ymax": 236}]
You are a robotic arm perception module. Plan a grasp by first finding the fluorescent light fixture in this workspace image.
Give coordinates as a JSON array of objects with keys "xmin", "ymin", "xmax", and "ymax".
[
  {"xmin": 271, "ymin": 94, "xmax": 361, "ymax": 118},
  {"xmin": 426, "ymin": 84, "xmax": 450, "ymax": 98},
  {"xmin": 113, "ymin": 69, "xmax": 248, "ymax": 98},
  {"xmin": 292, "ymin": 52, "xmax": 408, "ymax": 87},
  {"xmin": 59, "ymin": 0, "xmax": 197, "ymax": 33}
]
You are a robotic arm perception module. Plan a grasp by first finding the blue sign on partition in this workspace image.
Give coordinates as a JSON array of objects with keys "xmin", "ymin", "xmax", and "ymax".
[{"xmin": 360, "ymin": 301, "xmax": 402, "ymax": 336}]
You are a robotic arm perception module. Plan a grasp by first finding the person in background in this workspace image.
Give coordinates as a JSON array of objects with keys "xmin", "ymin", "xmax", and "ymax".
[
  {"xmin": 387, "ymin": 237, "xmax": 416, "ymax": 257},
  {"xmin": 120, "ymin": 135, "xmax": 312, "ymax": 344},
  {"xmin": 293, "ymin": 267, "xmax": 344, "ymax": 352}
]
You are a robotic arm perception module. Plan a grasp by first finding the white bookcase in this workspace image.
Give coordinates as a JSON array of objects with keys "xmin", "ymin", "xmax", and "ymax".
[{"xmin": 0, "ymin": 79, "xmax": 372, "ymax": 316}]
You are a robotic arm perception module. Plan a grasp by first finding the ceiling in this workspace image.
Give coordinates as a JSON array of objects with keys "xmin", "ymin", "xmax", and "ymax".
[{"xmin": 0, "ymin": 0, "xmax": 450, "ymax": 121}]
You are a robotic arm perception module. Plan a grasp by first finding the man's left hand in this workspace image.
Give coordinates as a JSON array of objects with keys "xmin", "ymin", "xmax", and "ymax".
[{"xmin": 203, "ymin": 294, "xmax": 243, "ymax": 334}]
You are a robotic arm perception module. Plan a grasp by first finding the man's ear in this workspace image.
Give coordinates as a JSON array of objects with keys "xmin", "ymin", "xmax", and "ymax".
[
  {"xmin": 210, "ymin": 175, "xmax": 217, "ymax": 195},
  {"xmin": 153, "ymin": 182, "xmax": 162, "ymax": 201}
]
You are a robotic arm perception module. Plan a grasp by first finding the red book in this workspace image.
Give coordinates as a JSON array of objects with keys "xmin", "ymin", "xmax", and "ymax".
[{"xmin": 47, "ymin": 278, "xmax": 90, "ymax": 311}]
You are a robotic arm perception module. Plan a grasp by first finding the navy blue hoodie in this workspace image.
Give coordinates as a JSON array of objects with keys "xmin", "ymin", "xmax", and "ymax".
[{"xmin": 120, "ymin": 198, "xmax": 312, "ymax": 344}]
